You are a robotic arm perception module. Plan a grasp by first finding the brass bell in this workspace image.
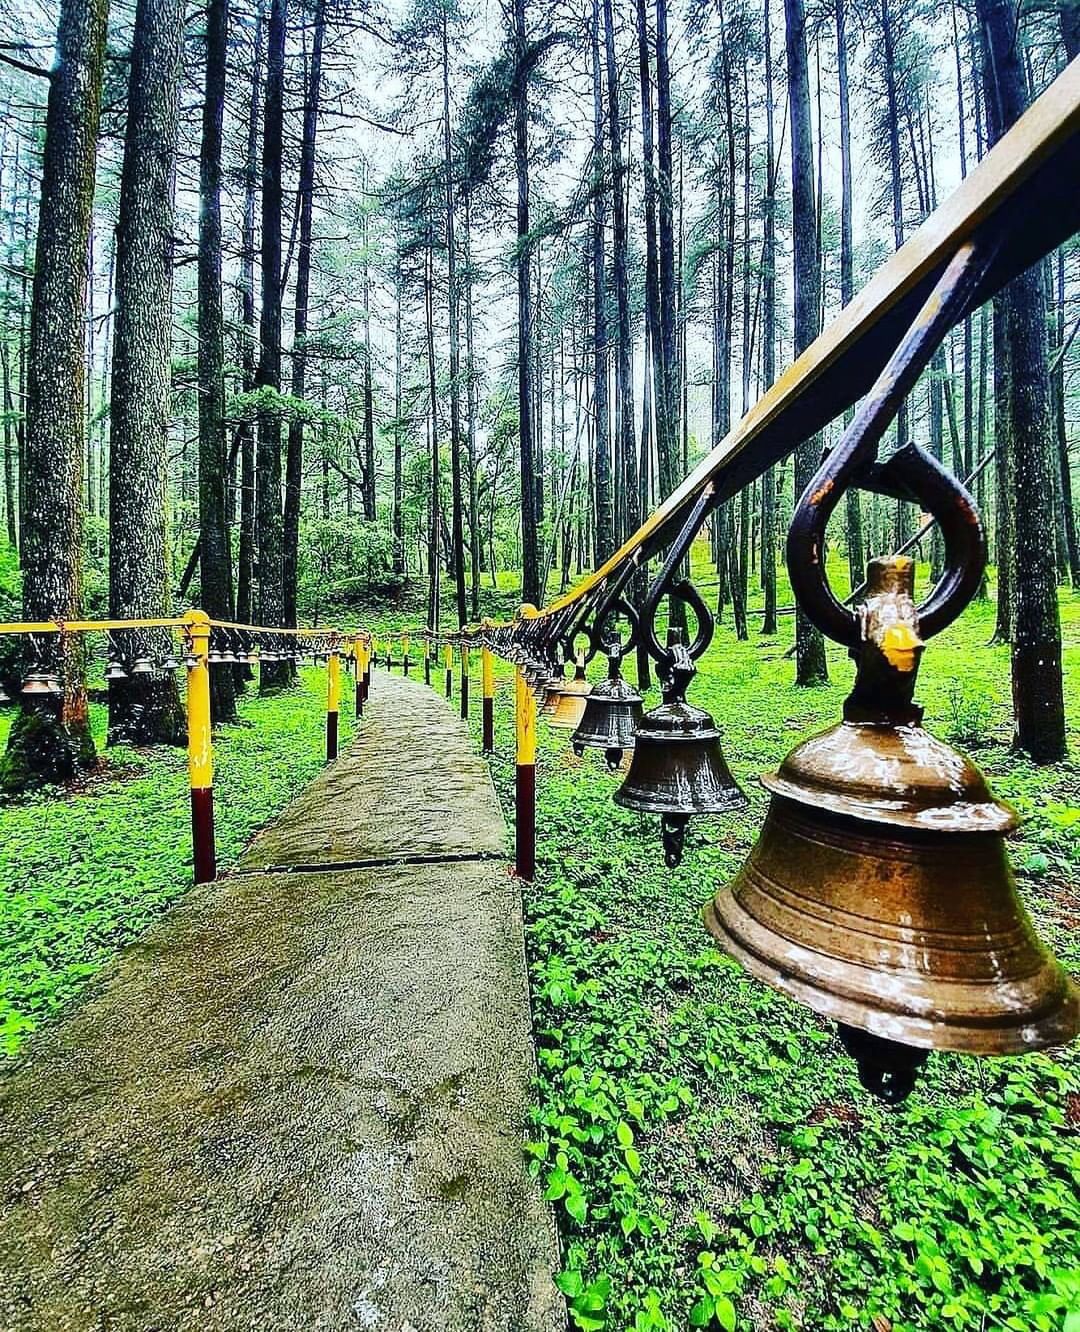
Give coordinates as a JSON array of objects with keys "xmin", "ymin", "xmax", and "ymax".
[
  {"xmin": 571, "ymin": 648, "xmax": 643, "ymax": 771},
  {"xmin": 129, "ymin": 654, "xmax": 155, "ymax": 676},
  {"xmin": 21, "ymin": 668, "xmax": 62, "ymax": 697},
  {"xmin": 104, "ymin": 657, "xmax": 128, "ymax": 682},
  {"xmin": 615, "ymin": 647, "xmax": 745, "ymax": 868},
  {"xmin": 705, "ymin": 557, "xmax": 1079, "ymax": 1102},
  {"xmin": 544, "ymin": 659, "xmax": 592, "ymax": 729}
]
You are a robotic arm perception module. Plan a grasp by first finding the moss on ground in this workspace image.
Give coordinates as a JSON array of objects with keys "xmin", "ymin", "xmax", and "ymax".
[{"xmin": 0, "ymin": 668, "xmax": 351, "ymax": 1059}]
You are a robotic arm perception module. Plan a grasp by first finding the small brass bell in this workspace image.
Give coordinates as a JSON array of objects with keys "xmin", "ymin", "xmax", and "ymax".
[
  {"xmin": 705, "ymin": 557, "xmax": 1079, "ymax": 1102},
  {"xmin": 130, "ymin": 654, "xmax": 155, "ymax": 676},
  {"xmin": 22, "ymin": 668, "xmax": 62, "ymax": 697},
  {"xmin": 616, "ymin": 647, "xmax": 745, "ymax": 868},
  {"xmin": 571, "ymin": 648, "xmax": 643, "ymax": 771},
  {"xmin": 545, "ymin": 659, "xmax": 592, "ymax": 729},
  {"xmin": 104, "ymin": 657, "xmax": 128, "ymax": 682}
]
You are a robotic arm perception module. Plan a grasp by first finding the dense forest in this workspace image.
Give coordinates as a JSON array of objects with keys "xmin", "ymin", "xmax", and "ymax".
[{"xmin": 0, "ymin": 0, "xmax": 1076, "ymax": 787}]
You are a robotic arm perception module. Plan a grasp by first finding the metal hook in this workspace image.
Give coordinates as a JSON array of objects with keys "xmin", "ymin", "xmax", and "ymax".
[{"xmin": 787, "ymin": 240, "xmax": 995, "ymax": 649}]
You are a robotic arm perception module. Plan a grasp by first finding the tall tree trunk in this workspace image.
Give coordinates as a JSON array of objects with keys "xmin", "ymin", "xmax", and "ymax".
[
  {"xmin": 284, "ymin": 0, "xmax": 326, "ymax": 632},
  {"xmin": 425, "ymin": 241, "xmax": 440, "ymax": 632},
  {"xmin": 392, "ymin": 234, "xmax": 405, "ymax": 577},
  {"xmin": 1053, "ymin": 246, "xmax": 1079, "ymax": 586},
  {"xmin": 761, "ymin": 0, "xmax": 778, "ymax": 634},
  {"xmin": 443, "ymin": 13, "xmax": 467, "ymax": 626},
  {"xmin": 836, "ymin": 0, "xmax": 864, "ymax": 596},
  {"xmin": 655, "ymin": 0, "xmax": 679, "ymax": 500},
  {"xmin": 978, "ymin": 0, "xmax": 1066, "ymax": 762},
  {"xmin": 881, "ymin": 0, "xmax": 911, "ymax": 549},
  {"xmin": 464, "ymin": 194, "xmax": 481, "ymax": 616},
  {"xmin": 108, "ymin": 0, "xmax": 185, "ymax": 745},
  {"xmin": 636, "ymin": 0, "xmax": 665, "ymax": 512},
  {"xmin": 590, "ymin": 0, "xmax": 613, "ymax": 565},
  {"xmin": 515, "ymin": 0, "xmax": 539, "ymax": 603},
  {"xmin": 1, "ymin": 340, "xmax": 17, "ymax": 548},
  {"xmin": 785, "ymin": 0, "xmax": 828, "ymax": 684},
  {"xmin": 198, "ymin": 0, "xmax": 238, "ymax": 722},
  {"xmin": 2, "ymin": 0, "xmax": 107, "ymax": 792},
  {"xmin": 256, "ymin": 0, "xmax": 288, "ymax": 690},
  {"xmin": 236, "ymin": 0, "xmax": 263, "ymax": 634},
  {"xmin": 603, "ymin": 0, "xmax": 637, "ymax": 556}
]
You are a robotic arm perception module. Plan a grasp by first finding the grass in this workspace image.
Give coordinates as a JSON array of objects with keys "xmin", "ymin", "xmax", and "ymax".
[
  {"xmin": 435, "ymin": 552, "xmax": 1080, "ymax": 1332},
  {"xmin": 0, "ymin": 668, "xmax": 351, "ymax": 1059}
]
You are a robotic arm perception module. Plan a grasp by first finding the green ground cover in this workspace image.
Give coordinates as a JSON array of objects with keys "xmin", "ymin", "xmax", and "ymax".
[
  {"xmin": 0, "ymin": 669, "xmax": 350, "ymax": 1059},
  {"xmin": 454, "ymin": 558, "xmax": 1080, "ymax": 1332}
]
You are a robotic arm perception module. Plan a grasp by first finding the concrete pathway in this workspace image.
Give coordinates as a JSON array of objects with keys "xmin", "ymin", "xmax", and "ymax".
[{"xmin": 0, "ymin": 671, "xmax": 564, "ymax": 1332}]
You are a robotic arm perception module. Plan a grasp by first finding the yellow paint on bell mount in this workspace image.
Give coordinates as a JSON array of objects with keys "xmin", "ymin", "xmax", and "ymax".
[
  {"xmin": 444, "ymin": 641, "xmax": 453, "ymax": 672},
  {"xmin": 460, "ymin": 641, "xmax": 469, "ymax": 675},
  {"xmin": 184, "ymin": 610, "xmax": 213, "ymax": 789},
  {"xmin": 881, "ymin": 622, "xmax": 923, "ymax": 673},
  {"xmin": 515, "ymin": 666, "xmax": 536, "ymax": 766},
  {"xmin": 482, "ymin": 643, "xmax": 494, "ymax": 698}
]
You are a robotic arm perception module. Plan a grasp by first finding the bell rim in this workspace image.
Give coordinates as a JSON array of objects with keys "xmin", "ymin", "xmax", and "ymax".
[
  {"xmin": 703, "ymin": 893, "xmax": 1080, "ymax": 1057},
  {"xmin": 614, "ymin": 787, "xmax": 746, "ymax": 816}
]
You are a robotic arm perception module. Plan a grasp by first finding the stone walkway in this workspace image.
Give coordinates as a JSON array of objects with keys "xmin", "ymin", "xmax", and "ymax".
[{"xmin": 0, "ymin": 671, "xmax": 564, "ymax": 1332}]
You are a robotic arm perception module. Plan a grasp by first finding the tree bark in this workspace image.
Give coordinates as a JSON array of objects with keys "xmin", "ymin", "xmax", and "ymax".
[
  {"xmin": 197, "ymin": 0, "xmax": 238, "ymax": 722},
  {"xmin": 590, "ymin": 0, "xmax": 613, "ymax": 566},
  {"xmin": 836, "ymin": 0, "xmax": 864, "ymax": 597},
  {"xmin": 655, "ymin": 0, "xmax": 679, "ymax": 500},
  {"xmin": 761, "ymin": 0, "xmax": 778, "ymax": 635},
  {"xmin": 108, "ymin": 0, "xmax": 185, "ymax": 745},
  {"xmin": 443, "ymin": 11, "xmax": 467, "ymax": 626},
  {"xmin": 977, "ymin": 0, "xmax": 1066, "ymax": 762},
  {"xmin": 284, "ymin": 0, "xmax": 326, "ymax": 631},
  {"xmin": 784, "ymin": 0, "xmax": 828, "ymax": 684},
  {"xmin": 515, "ymin": 0, "xmax": 539, "ymax": 604},
  {"xmin": 256, "ymin": 0, "xmax": 288, "ymax": 690},
  {"xmin": 2, "ymin": 0, "xmax": 107, "ymax": 792}
]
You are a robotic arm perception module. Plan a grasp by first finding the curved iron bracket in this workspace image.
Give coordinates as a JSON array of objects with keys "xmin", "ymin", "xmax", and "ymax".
[{"xmin": 787, "ymin": 240, "xmax": 995, "ymax": 649}]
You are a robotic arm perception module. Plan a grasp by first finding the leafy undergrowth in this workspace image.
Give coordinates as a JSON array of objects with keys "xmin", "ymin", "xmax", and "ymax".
[
  {"xmin": 453, "ymin": 563, "xmax": 1080, "ymax": 1332},
  {"xmin": 0, "ymin": 669, "xmax": 350, "ymax": 1059}
]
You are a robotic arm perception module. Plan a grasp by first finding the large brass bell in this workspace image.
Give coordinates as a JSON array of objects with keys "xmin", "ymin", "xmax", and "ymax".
[
  {"xmin": 545, "ymin": 658, "xmax": 592, "ymax": 730},
  {"xmin": 571, "ymin": 647, "xmax": 643, "ymax": 771},
  {"xmin": 705, "ymin": 557, "xmax": 1079, "ymax": 1102},
  {"xmin": 616, "ymin": 646, "xmax": 745, "ymax": 867}
]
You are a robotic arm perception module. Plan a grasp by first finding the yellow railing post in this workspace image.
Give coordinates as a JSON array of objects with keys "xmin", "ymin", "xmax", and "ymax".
[
  {"xmin": 481, "ymin": 626, "xmax": 495, "ymax": 754},
  {"xmin": 459, "ymin": 640, "xmax": 470, "ymax": 720},
  {"xmin": 326, "ymin": 644, "xmax": 341, "ymax": 761},
  {"xmin": 184, "ymin": 610, "xmax": 216, "ymax": 885},
  {"xmin": 402, "ymin": 633, "xmax": 411, "ymax": 676},
  {"xmin": 444, "ymin": 640, "xmax": 453, "ymax": 700},
  {"xmin": 423, "ymin": 635, "xmax": 431, "ymax": 687},
  {"xmin": 353, "ymin": 634, "xmax": 364, "ymax": 716},
  {"xmin": 515, "ymin": 662, "xmax": 537, "ymax": 881},
  {"xmin": 363, "ymin": 634, "xmax": 371, "ymax": 703}
]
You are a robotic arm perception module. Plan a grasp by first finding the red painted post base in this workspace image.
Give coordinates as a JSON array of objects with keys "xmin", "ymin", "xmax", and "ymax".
[
  {"xmin": 355, "ymin": 678, "xmax": 363, "ymax": 716},
  {"xmin": 363, "ymin": 668, "xmax": 370, "ymax": 703},
  {"xmin": 515, "ymin": 762, "xmax": 536, "ymax": 881},
  {"xmin": 482, "ymin": 697, "xmax": 494, "ymax": 754},
  {"xmin": 404, "ymin": 656, "xmax": 410, "ymax": 675},
  {"xmin": 445, "ymin": 669, "xmax": 453, "ymax": 700},
  {"xmin": 191, "ymin": 785, "xmax": 217, "ymax": 885},
  {"xmin": 425, "ymin": 658, "xmax": 431, "ymax": 687},
  {"xmin": 460, "ymin": 676, "xmax": 469, "ymax": 721},
  {"xmin": 326, "ymin": 710, "xmax": 339, "ymax": 762}
]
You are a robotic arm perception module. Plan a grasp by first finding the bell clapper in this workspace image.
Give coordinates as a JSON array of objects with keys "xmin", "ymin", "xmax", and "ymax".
[
  {"xmin": 836, "ymin": 1024, "xmax": 930, "ymax": 1106},
  {"xmin": 605, "ymin": 747, "xmax": 623, "ymax": 771},
  {"xmin": 661, "ymin": 813, "xmax": 688, "ymax": 868}
]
